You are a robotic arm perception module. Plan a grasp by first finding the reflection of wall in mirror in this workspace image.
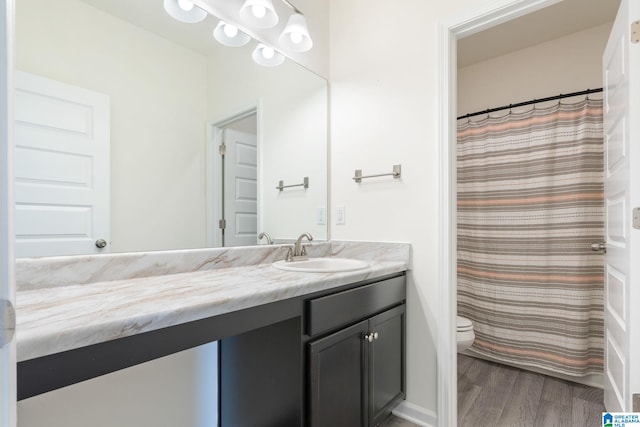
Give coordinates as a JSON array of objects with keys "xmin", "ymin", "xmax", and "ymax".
[
  {"xmin": 16, "ymin": 0, "xmax": 208, "ymax": 254},
  {"xmin": 17, "ymin": 0, "xmax": 328, "ymax": 253},
  {"xmin": 208, "ymin": 46, "xmax": 328, "ymax": 242}
]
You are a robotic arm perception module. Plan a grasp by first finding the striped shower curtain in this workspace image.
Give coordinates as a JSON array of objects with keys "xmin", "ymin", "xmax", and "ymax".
[{"xmin": 456, "ymin": 98, "xmax": 604, "ymax": 377}]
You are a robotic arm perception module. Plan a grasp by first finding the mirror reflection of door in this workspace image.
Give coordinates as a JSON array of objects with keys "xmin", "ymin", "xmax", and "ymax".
[
  {"xmin": 14, "ymin": 72, "xmax": 110, "ymax": 257},
  {"xmin": 218, "ymin": 114, "xmax": 258, "ymax": 247}
]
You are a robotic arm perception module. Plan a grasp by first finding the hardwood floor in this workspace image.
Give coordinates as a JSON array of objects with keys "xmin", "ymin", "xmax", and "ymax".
[
  {"xmin": 458, "ymin": 354, "xmax": 606, "ymax": 427},
  {"xmin": 382, "ymin": 355, "xmax": 604, "ymax": 427}
]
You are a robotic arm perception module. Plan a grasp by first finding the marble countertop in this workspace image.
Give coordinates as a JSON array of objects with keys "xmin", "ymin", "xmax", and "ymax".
[{"xmin": 16, "ymin": 242, "xmax": 410, "ymax": 363}]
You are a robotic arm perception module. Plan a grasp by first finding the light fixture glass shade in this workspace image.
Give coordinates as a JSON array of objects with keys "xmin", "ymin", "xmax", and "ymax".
[
  {"xmin": 239, "ymin": 0, "xmax": 279, "ymax": 29},
  {"xmin": 278, "ymin": 13, "xmax": 312, "ymax": 52},
  {"xmin": 213, "ymin": 21, "xmax": 251, "ymax": 47},
  {"xmin": 163, "ymin": 0, "xmax": 207, "ymax": 23},
  {"xmin": 252, "ymin": 43, "xmax": 285, "ymax": 67}
]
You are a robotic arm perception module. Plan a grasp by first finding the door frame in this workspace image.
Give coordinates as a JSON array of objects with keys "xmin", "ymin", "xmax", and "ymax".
[
  {"xmin": 436, "ymin": 1, "xmax": 563, "ymax": 426},
  {"xmin": 206, "ymin": 105, "xmax": 261, "ymax": 248},
  {"xmin": 0, "ymin": 0, "xmax": 16, "ymax": 425}
]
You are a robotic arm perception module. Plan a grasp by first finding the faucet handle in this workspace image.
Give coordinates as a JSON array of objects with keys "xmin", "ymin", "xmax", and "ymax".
[{"xmin": 286, "ymin": 247, "xmax": 293, "ymax": 262}]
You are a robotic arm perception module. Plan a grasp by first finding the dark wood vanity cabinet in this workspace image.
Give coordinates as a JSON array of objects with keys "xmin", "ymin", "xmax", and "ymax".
[
  {"xmin": 309, "ymin": 319, "xmax": 370, "ymax": 426},
  {"xmin": 217, "ymin": 273, "xmax": 406, "ymax": 427},
  {"xmin": 369, "ymin": 305, "xmax": 406, "ymax": 425},
  {"xmin": 307, "ymin": 276, "xmax": 406, "ymax": 427}
]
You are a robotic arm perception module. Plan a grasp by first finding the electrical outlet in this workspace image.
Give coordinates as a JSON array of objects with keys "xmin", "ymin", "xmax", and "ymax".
[
  {"xmin": 316, "ymin": 207, "xmax": 326, "ymax": 225},
  {"xmin": 335, "ymin": 206, "xmax": 345, "ymax": 225}
]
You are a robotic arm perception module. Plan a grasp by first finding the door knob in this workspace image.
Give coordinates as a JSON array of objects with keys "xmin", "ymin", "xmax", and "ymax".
[
  {"xmin": 95, "ymin": 239, "xmax": 107, "ymax": 248},
  {"xmin": 590, "ymin": 242, "xmax": 606, "ymax": 253}
]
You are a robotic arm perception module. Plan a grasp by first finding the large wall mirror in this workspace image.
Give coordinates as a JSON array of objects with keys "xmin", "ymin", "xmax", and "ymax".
[{"xmin": 14, "ymin": 0, "xmax": 328, "ymax": 257}]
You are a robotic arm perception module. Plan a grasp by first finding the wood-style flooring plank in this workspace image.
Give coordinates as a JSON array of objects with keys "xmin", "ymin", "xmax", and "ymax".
[
  {"xmin": 540, "ymin": 375, "xmax": 573, "ymax": 406},
  {"xmin": 457, "ymin": 351, "xmax": 475, "ymax": 378},
  {"xmin": 497, "ymin": 369, "xmax": 544, "ymax": 427},
  {"xmin": 459, "ymin": 361, "xmax": 520, "ymax": 426},
  {"xmin": 572, "ymin": 382, "xmax": 605, "ymax": 403},
  {"xmin": 460, "ymin": 355, "xmax": 494, "ymax": 387},
  {"xmin": 457, "ymin": 381, "xmax": 482, "ymax": 422},
  {"xmin": 572, "ymin": 396, "xmax": 605, "ymax": 427},
  {"xmin": 533, "ymin": 397, "xmax": 572, "ymax": 426},
  {"xmin": 458, "ymin": 354, "xmax": 490, "ymax": 425},
  {"xmin": 458, "ymin": 355, "xmax": 606, "ymax": 427}
]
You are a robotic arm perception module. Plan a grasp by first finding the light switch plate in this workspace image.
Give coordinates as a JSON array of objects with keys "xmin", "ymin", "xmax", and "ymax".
[
  {"xmin": 316, "ymin": 207, "xmax": 326, "ymax": 225},
  {"xmin": 335, "ymin": 206, "xmax": 345, "ymax": 225}
]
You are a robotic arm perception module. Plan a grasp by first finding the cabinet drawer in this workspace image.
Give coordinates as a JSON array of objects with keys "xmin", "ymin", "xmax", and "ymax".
[{"xmin": 307, "ymin": 275, "xmax": 405, "ymax": 336}]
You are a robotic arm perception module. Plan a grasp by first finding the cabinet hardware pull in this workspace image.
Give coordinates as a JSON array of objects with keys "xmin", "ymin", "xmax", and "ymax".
[{"xmin": 364, "ymin": 332, "xmax": 379, "ymax": 343}]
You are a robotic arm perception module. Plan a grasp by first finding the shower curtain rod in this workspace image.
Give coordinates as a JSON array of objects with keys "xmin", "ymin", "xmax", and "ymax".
[{"xmin": 457, "ymin": 87, "xmax": 603, "ymax": 120}]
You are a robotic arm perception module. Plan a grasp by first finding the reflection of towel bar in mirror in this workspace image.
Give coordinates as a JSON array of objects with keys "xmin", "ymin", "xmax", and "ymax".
[
  {"xmin": 277, "ymin": 177, "xmax": 309, "ymax": 191},
  {"xmin": 353, "ymin": 165, "xmax": 401, "ymax": 183}
]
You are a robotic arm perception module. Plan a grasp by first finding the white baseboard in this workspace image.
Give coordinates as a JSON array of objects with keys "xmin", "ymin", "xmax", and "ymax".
[{"xmin": 392, "ymin": 401, "xmax": 437, "ymax": 427}]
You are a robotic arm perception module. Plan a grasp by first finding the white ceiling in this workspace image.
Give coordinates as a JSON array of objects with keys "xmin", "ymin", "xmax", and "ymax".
[
  {"xmin": 458, "ymin": 0, "xmax": 621, "ymax": 67},
  {"xmin": 80, "ymin": 0, "xmax": 620, "ymax": 74},
  {"xmin": 79, "ymin": 0, "xmax": 328, "ymax": 76},
  {"xmin": 79, "ymin": 0, "xmax": 225, "ymax": 55}
]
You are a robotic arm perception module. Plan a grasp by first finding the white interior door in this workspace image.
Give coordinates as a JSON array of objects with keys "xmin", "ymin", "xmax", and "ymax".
[
  {"xmin": 223, "ymin": 128, "xmax": 257, "ymax": 247},
  {"xmin": 602, "ymin": 0, "xmax": 640, "ymax": 412},
  {"xmin": 14, "ymin": 72, "xmax": 110, "ymax": 257}
]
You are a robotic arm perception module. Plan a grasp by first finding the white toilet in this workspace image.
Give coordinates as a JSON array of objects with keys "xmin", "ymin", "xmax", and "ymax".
[{"xmin": 457, "ymin": 316, "xmax": 475, "ymax": 353}]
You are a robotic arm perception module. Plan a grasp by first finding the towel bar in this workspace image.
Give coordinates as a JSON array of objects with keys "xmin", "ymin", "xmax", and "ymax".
[
  {"xmin": 276, "ymin": 177, "xmax": 309, "ymax": 191},
  {"xmin": 353, "ymin": 165, "xmax": 401, "ymax": 183}
]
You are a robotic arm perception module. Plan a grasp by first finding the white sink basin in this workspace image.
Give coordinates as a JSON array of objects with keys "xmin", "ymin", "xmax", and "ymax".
[{"xmin": 272, "ymin": 257, "xmax": 369, "ymax": 273}]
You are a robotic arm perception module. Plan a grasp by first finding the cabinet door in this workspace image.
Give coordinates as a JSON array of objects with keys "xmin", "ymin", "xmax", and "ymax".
[
  {"xmin": 309, "ymin": 320, "xmax": 369, "ymax": 427},
  {"xmin": 369, "ymin": 304, "xmax": 405, "ymax": 426}
]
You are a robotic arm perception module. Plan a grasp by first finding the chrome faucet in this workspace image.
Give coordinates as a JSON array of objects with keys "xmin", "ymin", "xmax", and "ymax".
[
  {"xmin": 286, "ymin": 232, "xmax": 313, "ymax": 261},
  {"xmin": 258, "ymin": 232, "xmax": 273, "ymax": 245}
]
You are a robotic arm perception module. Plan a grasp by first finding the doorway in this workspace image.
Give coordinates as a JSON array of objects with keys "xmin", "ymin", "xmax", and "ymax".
[
  {"xmin": 437, "ymin": 1, "xmax": 621, "ymax": 426},
  {"xmin": 207, "ymin": 109, "xmax": 259, "ymax": 248}
]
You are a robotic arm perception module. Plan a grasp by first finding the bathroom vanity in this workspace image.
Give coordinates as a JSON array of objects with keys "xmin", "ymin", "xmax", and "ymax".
[
  {"xmin": 15, "ymin": 241, "xmax": 409, "ymax": 426},
  {"xmin": 220, "ymin": 273, "xmax": 405, "ymax": 427}
]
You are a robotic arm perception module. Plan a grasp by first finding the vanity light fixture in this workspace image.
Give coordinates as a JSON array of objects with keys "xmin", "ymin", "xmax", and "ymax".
[
  {"xmin": 279, "ymin": 12, "xmax": 312, "ymax": 52},
  {"xmin": 163, "ymin": 0, "xmax": 207, "ymax": 23},
  {"xmin": 239, "ymin": 0, "xmax": 279, "ymax": 29},
  {"xmin": 252, "ymin": 43, "xmax": 285, "ymax": 67},
  {"xmin": 164, "ymin": 0, "xmax": 313, "ymax": 67},
  {"xmin": 213, "ymin": 21, "xmax": 251, "ymax": 47}
]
